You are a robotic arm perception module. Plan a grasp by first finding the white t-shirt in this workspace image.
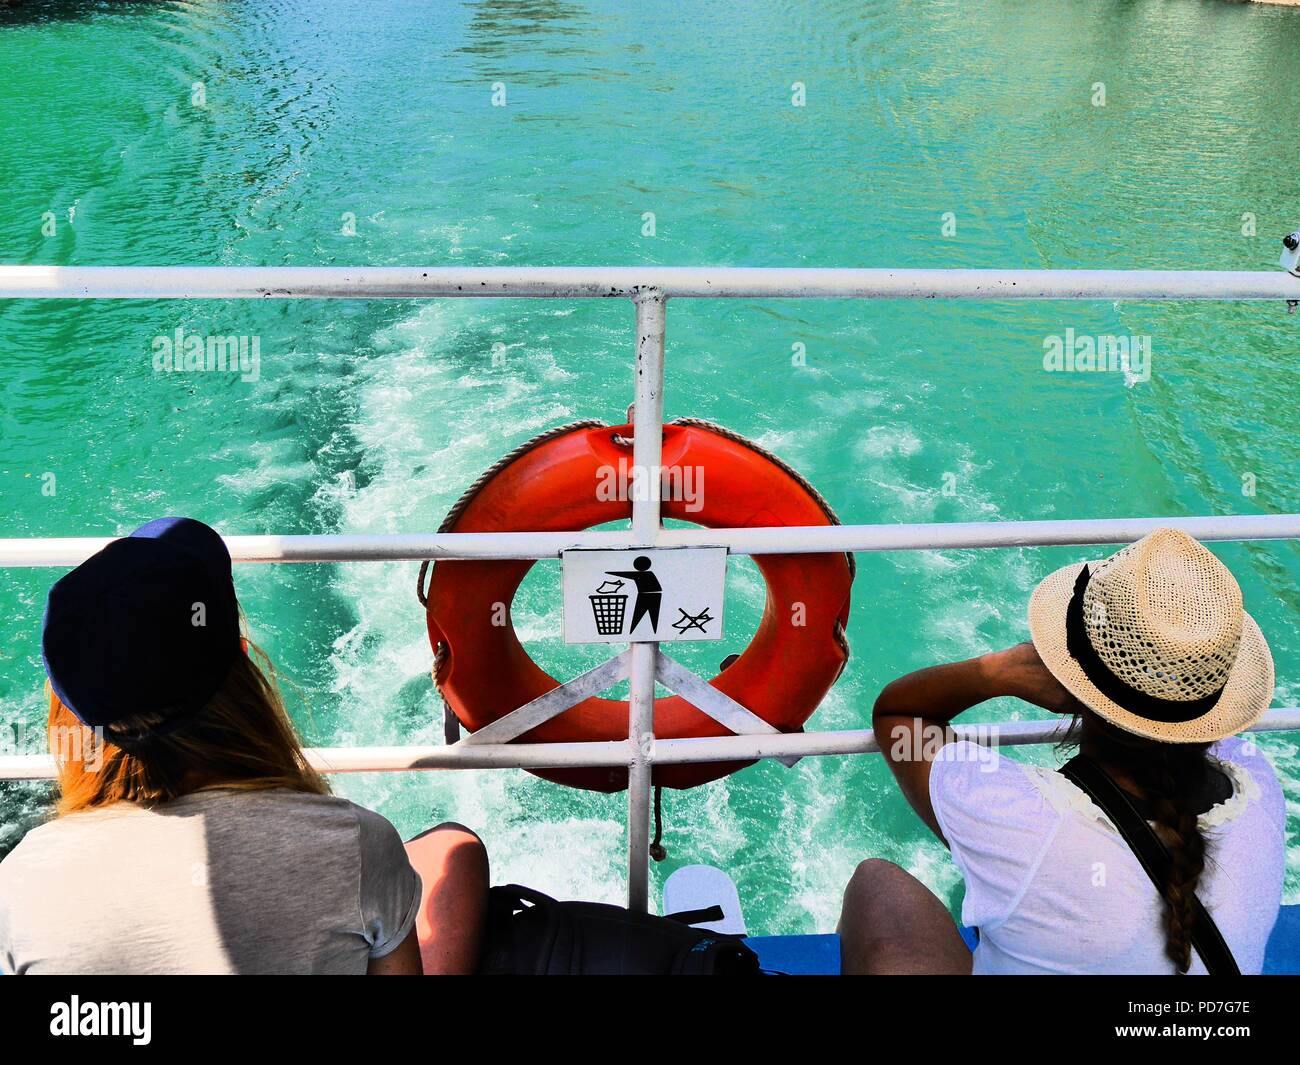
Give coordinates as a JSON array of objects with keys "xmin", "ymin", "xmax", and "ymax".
[
  {"xmin": 0, "ymin": 788, "xmax": 422, "ymax": 975},
  {"xmin": 929, "ymin": 737, "xmax": 1285, "ymax": 975}
]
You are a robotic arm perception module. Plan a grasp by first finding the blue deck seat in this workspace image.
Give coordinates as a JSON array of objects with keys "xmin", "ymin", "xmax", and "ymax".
[{"xmin": 747, "ymin": 903, "xmax": 1300, "ymax": 975}]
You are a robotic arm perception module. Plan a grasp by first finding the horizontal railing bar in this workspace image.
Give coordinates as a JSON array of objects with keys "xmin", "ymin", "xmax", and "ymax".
[
  {"xmin": 3, "ymin": 710, "xmax": 1297, "ymax": 780},
  {"xmin": 310, "ymin": 740, "xmax": 633, "ymax": 772},
  {"xmin": 652, "ymin": 708, "xmax": 1300, "ymax": 763},
  {"xmin": 2, "ymin": 266, "xmax": 1299, "ymax": 301},
  {"xmin": 2, "ymin": 514, "xmax": 1298, "ymax": 567},
  {"xmin": 0, "ymin": 740, "xmax": 637, "ymax": 780},
  {"xmin": 0, "ymin": 530, "xmax": 628, "ymax": 567},
  {"xmin": 658, "ymin": 515, "xmax": 1300, "ymax": 553}
]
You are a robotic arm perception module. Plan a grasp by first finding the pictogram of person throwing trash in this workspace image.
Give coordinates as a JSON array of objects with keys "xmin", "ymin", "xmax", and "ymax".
[{"xmin": 605, "ymin": 555, "xmax": 661, "ymax": 634}]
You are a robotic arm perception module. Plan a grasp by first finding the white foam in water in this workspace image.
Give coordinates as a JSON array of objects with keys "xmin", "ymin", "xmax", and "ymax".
[
  {"xmin": 214, "ymin": 438, "xmax": 320, "ymax": 497},
  {"xmin": 856, "ymin": 424, "xmax": 924, "ymax": 459},
  {"xmin": 320, "ymin": 302, "xmax": 630, "ymax": 904}
]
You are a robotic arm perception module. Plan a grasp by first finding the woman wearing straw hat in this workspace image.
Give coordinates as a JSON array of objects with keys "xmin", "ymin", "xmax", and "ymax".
[
  {"xmin": 0, "ymin": 517, "xmax": 489, "ymax": 975},
  {"xmin": 839, "ymin": 528, "xmax": 1286, "ymax": 975}
]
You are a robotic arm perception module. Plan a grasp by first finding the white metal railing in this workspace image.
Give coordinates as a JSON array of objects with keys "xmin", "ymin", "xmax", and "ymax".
[
  {"xmin": 5, "ymin": 514, "xmax": 1300, "ymax": 566},
  {"xmin": 3, "ymin": 264, "xmax": 1299, "ymax": 911},
  {"xmin": 3, "ymin": 265, "xmax": 1300, "ymax": 300},
  {"xmin": 5, "ymin": 713, "xmax": 1300, "ymax": 778}
]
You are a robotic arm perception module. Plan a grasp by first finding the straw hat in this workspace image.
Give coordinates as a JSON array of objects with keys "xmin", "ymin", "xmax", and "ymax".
[{"xmin": 1028, "ymin": 528, "xmax": 1273, "ymax": 743}]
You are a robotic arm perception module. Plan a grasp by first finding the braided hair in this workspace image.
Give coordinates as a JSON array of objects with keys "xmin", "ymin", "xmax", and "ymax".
[{"xmin": 1065, "ymin": 712, "xmax": 1216, "ymax": 973}]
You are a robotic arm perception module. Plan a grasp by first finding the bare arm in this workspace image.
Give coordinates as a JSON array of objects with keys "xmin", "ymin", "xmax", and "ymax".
[
  {"xmin": 366, "ymin": 929, "xmax": 423, "ymax": 975},
  {"xmin": 874, "ymin": 642, "xmax": 1080, "ymax": 842}
]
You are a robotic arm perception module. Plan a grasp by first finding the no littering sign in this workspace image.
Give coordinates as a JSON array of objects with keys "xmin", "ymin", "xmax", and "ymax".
[{"xmin": 561, "ymin": 548, "xmax": 727, "ymax": 644}]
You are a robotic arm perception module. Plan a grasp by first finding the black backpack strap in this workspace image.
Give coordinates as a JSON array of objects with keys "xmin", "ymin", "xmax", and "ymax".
[
  {"xmin": 1060, "ymin": 755, "xmax": 1240, "ymax": 976},
  {"xmin": 663, "ymin": 905, "xmax": 725, "ymax": 926}
]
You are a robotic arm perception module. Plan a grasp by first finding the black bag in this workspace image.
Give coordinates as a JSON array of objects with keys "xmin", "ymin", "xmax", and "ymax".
[{"xmin": 477, "ymin": 884, "xmax": 762, "ymax": 975}]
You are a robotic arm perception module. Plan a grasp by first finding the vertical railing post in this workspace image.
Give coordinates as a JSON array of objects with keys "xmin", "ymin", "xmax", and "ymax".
[{"xmin": 626, "ymin": 287, "xmax": 665, "ymax": 912}]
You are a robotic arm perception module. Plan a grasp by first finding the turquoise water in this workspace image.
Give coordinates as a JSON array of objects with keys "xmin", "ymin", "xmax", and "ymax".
[{"xmin": 2, "ymin": 0, "xmax": 1299, "ymax": 932}]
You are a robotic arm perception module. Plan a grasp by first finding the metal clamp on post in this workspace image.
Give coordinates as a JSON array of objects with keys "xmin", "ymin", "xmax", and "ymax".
[{"xmin": 1281, "ymin": 231, "xmax": 1300, "ymax": 314}]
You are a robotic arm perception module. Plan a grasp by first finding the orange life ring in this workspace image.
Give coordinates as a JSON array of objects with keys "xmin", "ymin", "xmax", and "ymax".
[{"xmin": 423, "ymin": 419, "xmax": 853, "ymax": 792}]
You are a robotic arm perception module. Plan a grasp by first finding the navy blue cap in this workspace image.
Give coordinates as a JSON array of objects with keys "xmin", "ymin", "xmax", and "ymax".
[{"xmin": 41, "ymin": 517, "xmax": 241, "ymax": 732}]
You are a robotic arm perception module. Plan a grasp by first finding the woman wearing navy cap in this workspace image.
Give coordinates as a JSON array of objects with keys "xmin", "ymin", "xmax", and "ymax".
[{"xmin": 0, "ymin": 517, "xmax": 489, "ymax": 975}]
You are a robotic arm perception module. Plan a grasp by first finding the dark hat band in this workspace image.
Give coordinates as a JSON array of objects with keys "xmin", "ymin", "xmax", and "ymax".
[{"xmin": 1065, "ymin": 565, "xmax": 1225, "ymax": 724}]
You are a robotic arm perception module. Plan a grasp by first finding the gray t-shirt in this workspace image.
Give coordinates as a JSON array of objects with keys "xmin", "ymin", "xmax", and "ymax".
[{"xmin": 0, "ymin": 788, "xmax": 421, "ymax": 974}]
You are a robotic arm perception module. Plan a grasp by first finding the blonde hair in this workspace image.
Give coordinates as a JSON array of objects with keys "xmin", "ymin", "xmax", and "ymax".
[{"xmin": 48, "ymin": 642, "xmax": 327, "ymax": 815}]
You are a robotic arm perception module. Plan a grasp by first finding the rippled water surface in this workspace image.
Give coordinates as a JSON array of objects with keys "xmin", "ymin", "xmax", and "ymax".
[{"xmin": 2, "ymin": 0, "xmax": 1300, "ymax": 930}]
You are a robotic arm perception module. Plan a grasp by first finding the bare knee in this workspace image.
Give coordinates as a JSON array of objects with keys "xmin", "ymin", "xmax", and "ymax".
[
  {"xmin": 437, "ymin": 823, "xmax": 486, "ymax": 866},
  {"xmin": 408, "ymin": 822, "xmax": 489, "ymax": 878},
  {"xmin": 840, "ymin": 858, "xmax": 927, "ymax": 937},
  {"xmin": 411, "ymin": 821, "xmax": 482, "ymax": 846},
  {"xmin": 844, "ymin": 858, "xmax": 907, "ymax": 903},
  {"xmin": 430, "ymin": 821, "xmax": 483, "ymax": 846},
  {"xmin": 840, "ymin": 859, "xmax": 970, "ymax": 975},
  {"xmin": 851, "ymin": 857, "xmax": 901, "ymax": 881}
]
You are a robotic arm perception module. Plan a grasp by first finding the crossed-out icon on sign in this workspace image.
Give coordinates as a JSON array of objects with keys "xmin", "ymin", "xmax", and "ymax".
[{"xmin": 671, "ymin": 607, "xmax": 714, "ymax": 635}]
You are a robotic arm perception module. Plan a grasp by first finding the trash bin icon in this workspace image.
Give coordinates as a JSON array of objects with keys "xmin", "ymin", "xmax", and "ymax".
[{"xmin": 589, "ymin": 581, "xmax": 628, "ymax": 636}]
